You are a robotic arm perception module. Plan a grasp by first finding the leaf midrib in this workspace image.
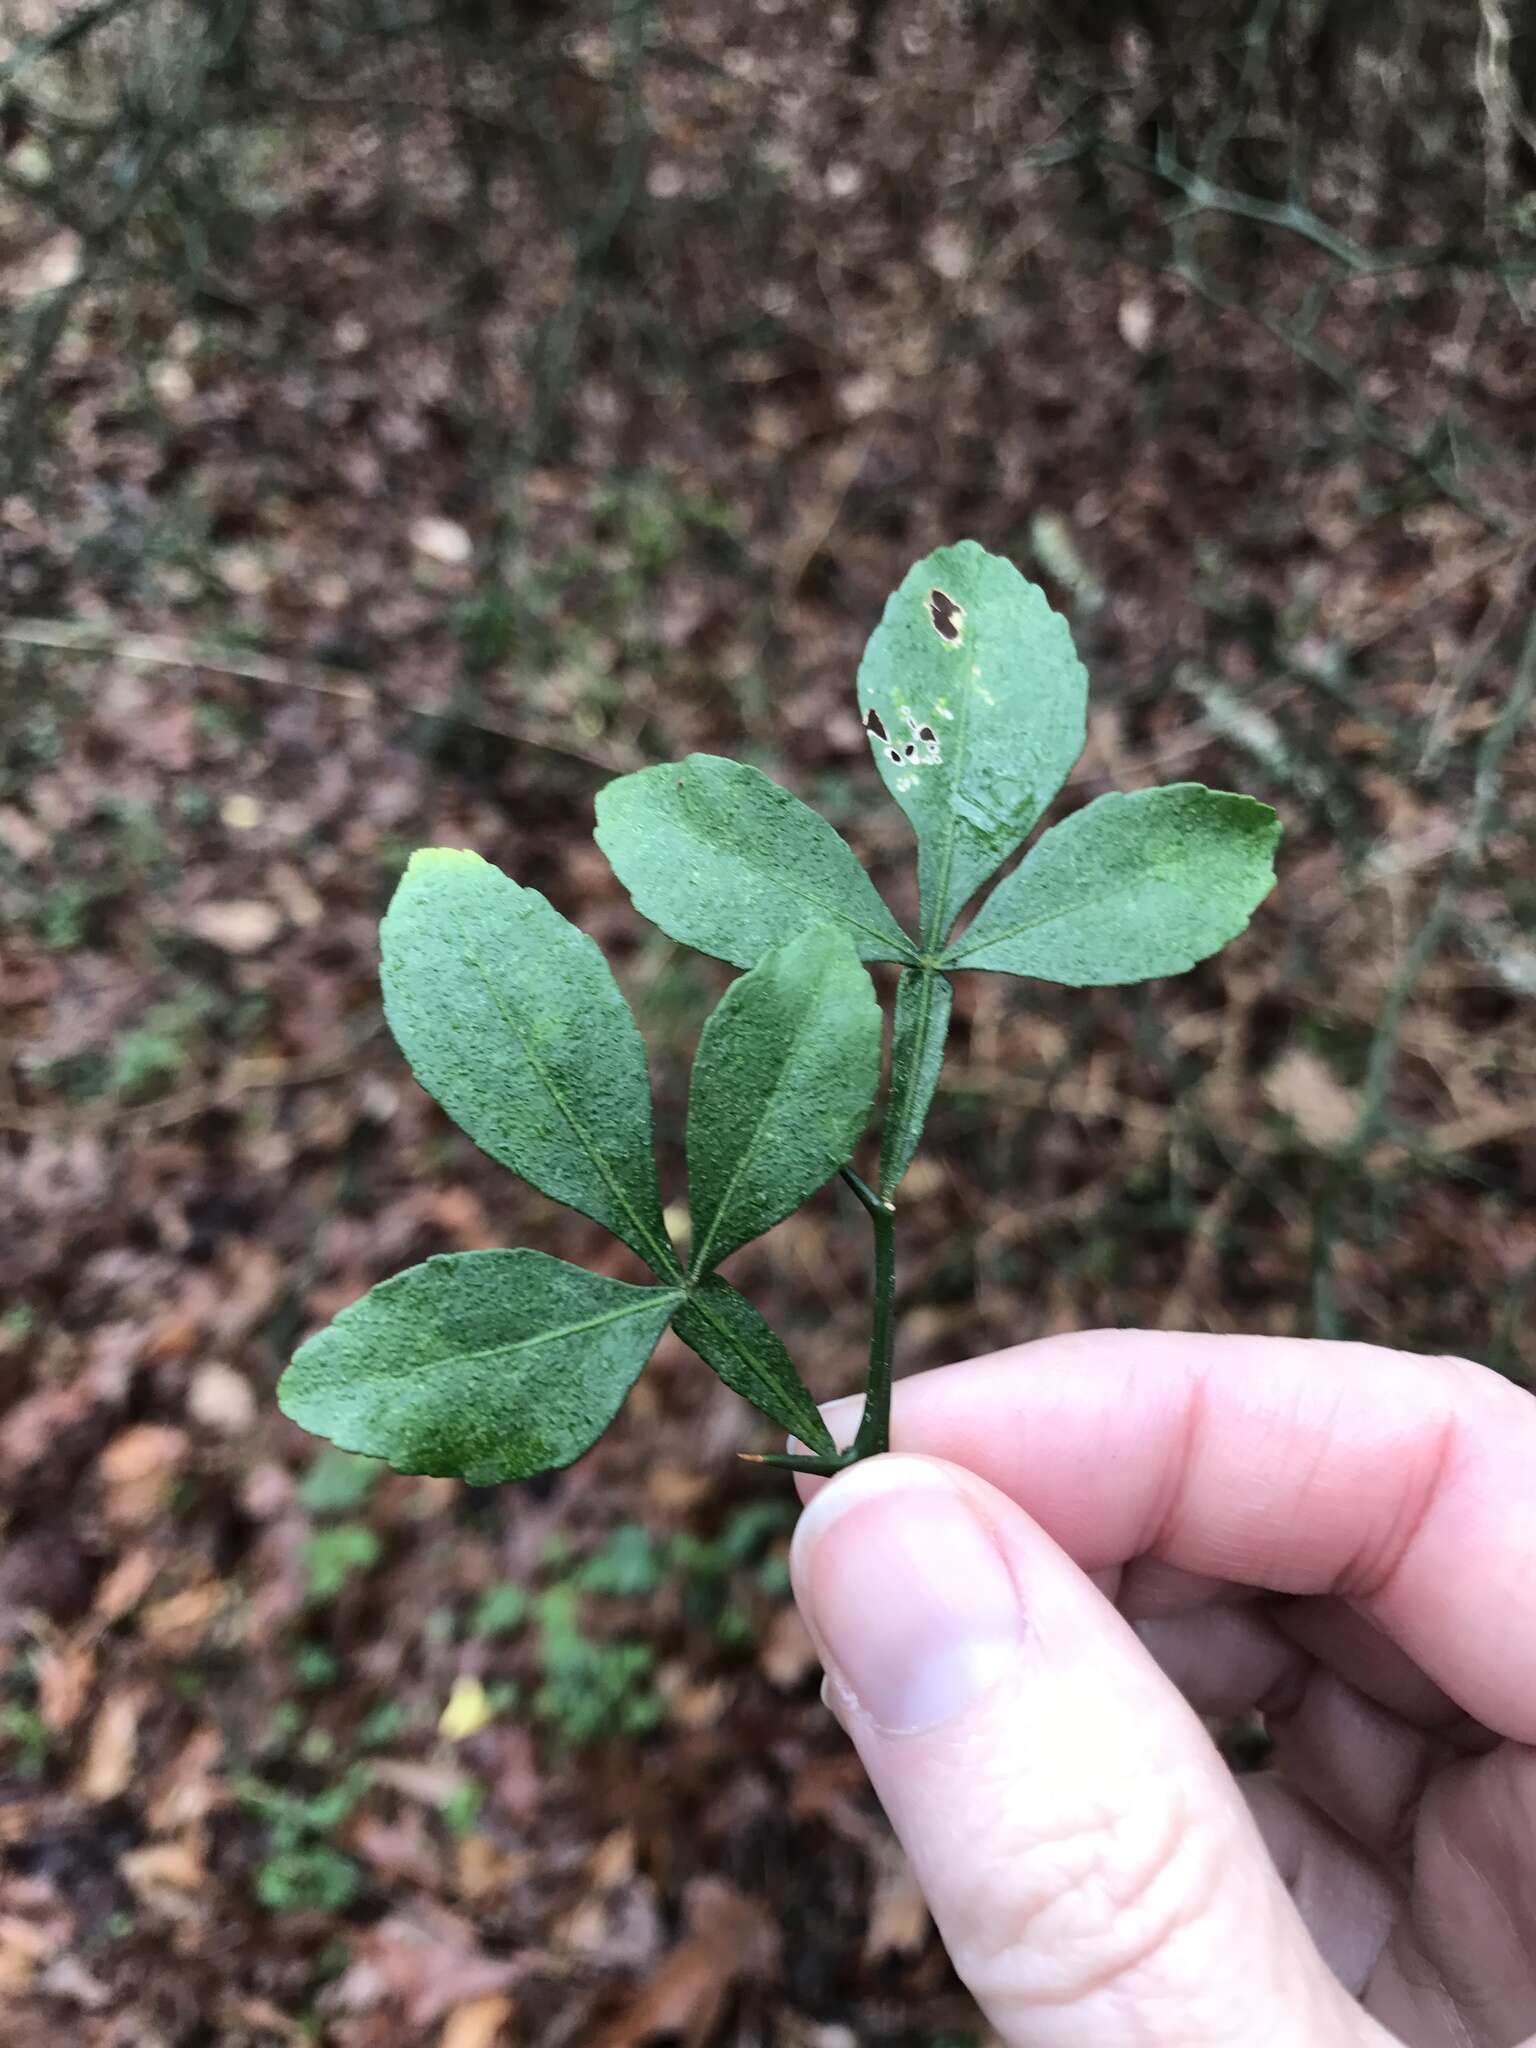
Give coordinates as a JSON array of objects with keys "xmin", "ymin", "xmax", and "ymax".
[
  {"xmin": 662, "ymin": 785, "xmax": 917, "ymax": 962},
  {"xmin": 944, "ymin": 851, "xmax": 1202, "ymax": 963},
  {"xmin": 447, "ymin": 905, "xmax": 681, "ymax": 1279},
  {"xmin": 879, "ymin": 963, "xmax": 943, "ymax": 1195},
  {"xmin": 682, "ymin": 1287, "xmax": 834, "ymax": 1456},
  {"xmin": 688, "ymin": 960, "xmax": 832, "ymax": 1281},
  {"xmin": 400, "ymin": 1290, "xmax": 684, "ymax": 1383},
  {"xmin": 921, "ymin": 635, "xmax": 979, "ymax": 953}
]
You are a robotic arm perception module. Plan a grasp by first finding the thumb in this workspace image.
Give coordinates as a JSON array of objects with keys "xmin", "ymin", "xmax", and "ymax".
[{"xmin": 790, "ymin": 1454, "xmax": 1382, "ymax": 2048}]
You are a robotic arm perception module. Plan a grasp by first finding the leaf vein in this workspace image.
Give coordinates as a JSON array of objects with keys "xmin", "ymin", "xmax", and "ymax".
[
  {"xmin": 923, "ymin": 642, "xmax": 978, "ymax": 951},
  {"xmin": 445, "ymin": 906, "xmax": 680, "ymax": 1278},
  {"xmin": 664, "ymin": 801, "xmax": 916, "ymax": 960},
  {"xmin": 945, "ymin": 858, "xmax": 1199, "ymax": 962},
  {"xmin": 689, "ymin": 960, "xmax": 832, "ymax": 1279},
  {"xmin": 407, "ymin": 1291, "xmax": 683, "ymax": 1379}
]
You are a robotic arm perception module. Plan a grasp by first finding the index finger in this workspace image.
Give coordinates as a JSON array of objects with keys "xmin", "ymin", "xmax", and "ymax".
[{"xmin": 817, "ymin": 1331, "xmax": 1536, "ymax": 1741}]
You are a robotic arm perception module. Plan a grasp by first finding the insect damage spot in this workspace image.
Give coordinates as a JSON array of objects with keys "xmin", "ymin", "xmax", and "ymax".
[
  {"xmin": 928, "ymin": 589, "xmax": 964, "ymax": 643},
  {"xmin": 864, "ymin": 707, "xmax": 889, "ymax": 743},
  {"xmin": 900, "ymin": 710, "xmax": 941, "ymax": 766}
]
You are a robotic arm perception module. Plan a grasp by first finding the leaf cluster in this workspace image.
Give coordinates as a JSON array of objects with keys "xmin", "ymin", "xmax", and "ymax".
[{"xmin": 280, "ymin": 543, "xmax": 1280, "ymax": 1483}]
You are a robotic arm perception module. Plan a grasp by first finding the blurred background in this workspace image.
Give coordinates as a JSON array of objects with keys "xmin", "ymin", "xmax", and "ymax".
[{"xmin": 3, "ymin": 1, "xmax": 1535, "ymax": 2041}]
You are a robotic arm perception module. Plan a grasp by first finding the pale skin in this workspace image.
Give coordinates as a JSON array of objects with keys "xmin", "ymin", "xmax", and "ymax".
[{"xmin": 788, "ymin": 1331, "xmax": 1536, "ymax": 2048}]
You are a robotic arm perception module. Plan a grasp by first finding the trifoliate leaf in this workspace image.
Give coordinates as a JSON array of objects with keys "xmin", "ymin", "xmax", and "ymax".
[
  {"xmin": 671, "ymin": 1275, "xmax": 835, "ymax": 1456},
  {"xmin": 878, "ymin": 966, "xmax": 953, "ymax": 1198},
  {"xmin": 278, "ymin": 1251, "xmax": 683, "ymax": 1484},
  {"xmin": 945, "ymin": 785, "xmax": 1280, "ymax": 984},
  {"xmin": 594, "ymin": 754, "xmax": 915, "ymax": 968},
  {"xmin": 381, "ymin": 849, "xmax": 677, "ymax": 1276},
  {"xmin": 857, "ymin": 540, "xmax": 1087, "ymax": 949},
  {"xmin": 686, "ymin": 927, "xmax": 881, "ymax": 1277}
]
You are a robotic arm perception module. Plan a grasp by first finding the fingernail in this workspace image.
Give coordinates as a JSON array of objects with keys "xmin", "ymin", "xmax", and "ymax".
[{"xmin": 792, "ymin": 1456, "xmax": 1023, "ymax": 1735}]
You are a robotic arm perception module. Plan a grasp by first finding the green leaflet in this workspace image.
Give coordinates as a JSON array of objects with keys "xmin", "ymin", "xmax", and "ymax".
[
  {"xmin": 381, "ymin": 850, "xmax": 678, "ymax": 1277},
  {"xmin": 686, "ymin": 927, "xmax": 881, "ymax": 1278},
  {"xmin": 277, "ymin": 1251, "xmax": 683, "ymax": 1484},
  {"xmin": 878, "ymin": 966, "xmax": 953, "ymax": 1198},
  {"xmin": 945, "ymin": 785, "xmax": 1281, "ymax": 985},
  {"xmin": 857, "ymin": 540, "xmax": 1087, "ymax": 950},
  {"xmin": 672, "ymin": 1275, "xmax": 835, "ymax": 1456},
  {"xmin": 594, "ymin": 754, "xmax": 915, "ymax": 969}
]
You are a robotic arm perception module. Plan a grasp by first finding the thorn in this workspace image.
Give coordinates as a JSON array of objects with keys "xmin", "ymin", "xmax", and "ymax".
[{"xmin": 740, "ymin": 1449, "xmax": 859, "ymax": 1476}]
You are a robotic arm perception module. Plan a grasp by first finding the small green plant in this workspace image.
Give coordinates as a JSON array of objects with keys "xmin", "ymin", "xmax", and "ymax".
[
  {"xmin": 470, "ymin": 1582, "xmax": 531, "ymax": 1639},
  {"xmin": 302, "ymin": 1523, "xmax": 380, "ymax": 1603},
  {"xmin": 299, "ymin": 1447, "xmax": 384, "ymax": 1516},
  {"xmin": 238, "ymin": 1767, "xmax": 369, "ymax": 1914},
  {"xmin": 0, "ymin": 1701, "xmax": 53, "ymax": 1782},
  {"xmin": 530, "ymin": 1583, "xmax": 662, "ymax": 1748},
  {"xmin": 279, "ymin": 543, "xmax": 1279, "ymax": 1481}
]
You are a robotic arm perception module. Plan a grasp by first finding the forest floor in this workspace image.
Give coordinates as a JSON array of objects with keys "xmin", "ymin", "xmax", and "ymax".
[{"xmin": 3, "ymin": 2, "xmax": 1535, "ymax": 2042}]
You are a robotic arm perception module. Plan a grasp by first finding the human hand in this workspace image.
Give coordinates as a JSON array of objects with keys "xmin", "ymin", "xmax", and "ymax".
[{"xmin": 788, "ymin": 1332, "xmax": 1536, "ymax": 2047}]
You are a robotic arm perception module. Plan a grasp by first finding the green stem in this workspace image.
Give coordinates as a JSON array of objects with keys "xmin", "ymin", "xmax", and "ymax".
[{"xmin": 841, "ymin": 1166, "xmax": 896, "ymax": 1461}]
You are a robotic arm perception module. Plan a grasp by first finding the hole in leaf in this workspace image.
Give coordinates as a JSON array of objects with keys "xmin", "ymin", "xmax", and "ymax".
[
  {"xmin": 899, "ymin": 710, "xmax": 942, "ymax": 765},
  {"xmin": 928, "ymin": 589, "xmax": 963, "ymax": 642},
  {"xmin": 864, "ymin": 707, "xmax": 889, "ymax": 742}
]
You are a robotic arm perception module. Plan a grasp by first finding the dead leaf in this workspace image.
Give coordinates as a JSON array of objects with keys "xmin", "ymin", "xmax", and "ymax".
[
  {"xmin": 371, "ymin": 1758, "xmax": 475, "ymax": 1809},
  {"xmin": 759, "ymin": 1606, "xmax": 818, "ymax": 1691},
  {"xmin": 5, "ymin": 229, "xmax": 82, "ymax": 298},
  {"xmin": 119, "ymin": 1838, "xmax": 207, "ymax": 1919},
  {"xmin": 412, "ymin": 515, "xmax": 474, "ymax": 565},
  {"xmin": 1118, "ymin": 293, "xmax": 1155, "ymax": 351},
  {"xmin": 453, "ymin": 1834, "xmax": 534, "ymax": 1903},
  {"xmin": 588, "ymin": 1828, "xmax": 637, "ymax": 1890},
  {"xmin": 556, "ymin": 1877, "xmax": 663, "ymax": 1970},
  {"xmin": 93, "ymin": 1547, "xmax": 160, "ymax": 1623},
  {"xmin": 35, "ymin": 1640, "xmax": 95, "ymax": 1733},
  {"xmin": 38, "ymin": 1951, "xmax": 112, "ymax": 2010},
  {"xmin": 0, "ymin": 806, "xmax": 48, "ymax": 862},
  {"xmin": 185, "ymin": 899, "xmax": 284, "ymax": 954},
  {"xmin": 140, "ymin": 1580, "xmax": 227, "ymax": 1654},
  {"xmin": 186, "ymin": 1361, "xmax": 257, "ymax": 1435},
  {"xmin": 0, "ymin": 1897, "xmax": 72, "ymax": 2002},
  {"xmin": 590, "ymin": 1877, "xmax": 779, "ymax": 2048},
  {"xmin": 790, "ymin": 1753, "xmax": 881, "ymax": 1850},
  {"xmin": 661, "ymin": 1672, "xmax": 731, "ymax": 1730},
  {"xmin": 1263, "ymin": 1049, "xmax": 1359, "ymax": 1152},
  {"xmin": 266, "ymin": 861, "xmax": 324, "ymax": 928},
  {"xmin": 78, "ymin": 1687, "xmax": 149, "ymax": 1802},
  {"xmin": 214, "ymin": 546, "xmax": 270, "ymax": 595},
  {"xmin": 644, "ymin": 1466, "xmax": 712, "ymax": 1515},
  {"xmin": 214, "ymin": 1997, "xmax": 310, "ymax": 2047},
  {"xmin": 331, "ymin": 1902, "xmax": 527, "ymax": 2027},
  {"xmin": 439, "ymin": 1995, "xmax": 513, "ymax": 2048},
  {"xmin": 98, "ymin": 1424, "xmax": 189, "ymax": 1525},
  {"xmin": 439, "ymin": 1674, "xmax": 495, "ymax": 1741},
  {"xmin": 355, "ymin": 1811, "xmax": 446, "ymax": 1892},
  {"xmin": 862, "ymin": 1838, "xmax": 929, "ymax": 1962},
  {"xmin": 146, "ymin": 1725, "xmax": 225, "ymax": 1832}
]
